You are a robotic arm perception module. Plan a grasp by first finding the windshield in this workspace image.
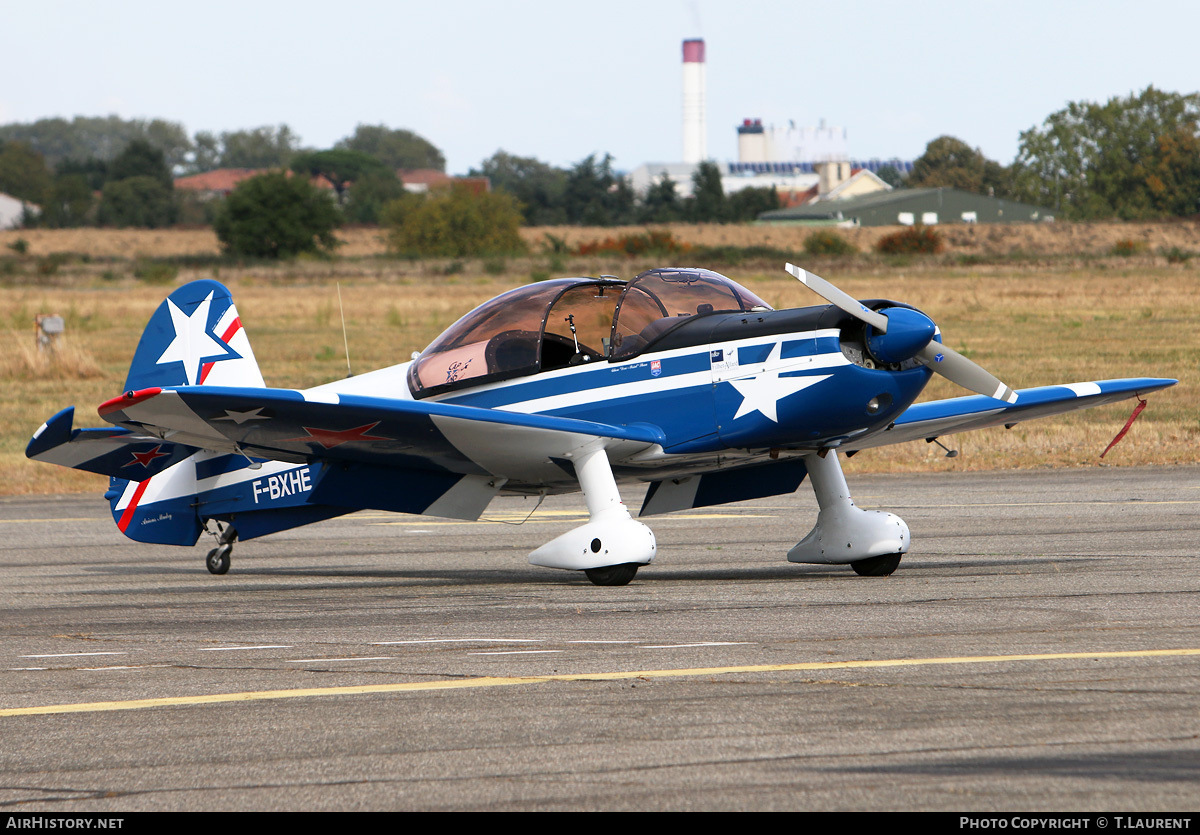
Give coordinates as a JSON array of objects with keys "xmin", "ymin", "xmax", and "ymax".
[
  {"xmin": 408, "ymin": 269, "xmax": 773, "ymax": 396},
  {"xmin": 610, "ymin": 268, "xmax": 772, "ymax": 359}
]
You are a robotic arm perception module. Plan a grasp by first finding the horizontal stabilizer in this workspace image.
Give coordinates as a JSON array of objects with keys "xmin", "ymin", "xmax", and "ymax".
[{"xmin": 26, "ymin": 407, "xmax": 200, "ymax": 480}]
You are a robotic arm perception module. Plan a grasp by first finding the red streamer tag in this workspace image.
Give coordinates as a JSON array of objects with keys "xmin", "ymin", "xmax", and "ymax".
[{"xmin": 1100, "ymin": 397, "xmax": 1147, "ymax": 459}]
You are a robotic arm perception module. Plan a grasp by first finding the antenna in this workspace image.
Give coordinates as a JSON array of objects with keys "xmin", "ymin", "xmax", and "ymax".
[
  {"xmin": 337, "ymin": 282, "xmax": 353, "ymax": 378},
  {"xmin": 926, "ymin": 437, "xmax": 959, "ymax": 458}
]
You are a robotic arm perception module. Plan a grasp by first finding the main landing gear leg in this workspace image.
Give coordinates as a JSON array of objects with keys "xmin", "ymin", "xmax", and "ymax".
[
  {"xmin": 205, "ymin": 524, "xmax": 237, "ymax": 575},
  {"xmin": 528, "ymin": 444, "xmax": 656, "ymax": 586},
  {"xmin": 787, "ymin": 450, "xmax": 908, "ymax": 576}
]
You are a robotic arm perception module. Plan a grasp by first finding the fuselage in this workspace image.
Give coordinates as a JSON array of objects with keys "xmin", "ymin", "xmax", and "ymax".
[{"xmin": 306, "ymin": 304, "xmax": 934, "ymax": 490}]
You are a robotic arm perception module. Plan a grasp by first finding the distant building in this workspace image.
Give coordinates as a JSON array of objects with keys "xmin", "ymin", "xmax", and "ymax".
[
  {"xmin": 630, "ymin": 111, "xmax": 912, "ymax": 202},
  {"xmin": 758, "ymin": 187, "xmax": 1054, "ymax": 226},
  {"xmin": 399, "ymin": 169, "xmax": 452, "ymax": 193},
  {"xmin": 736, "ymin": 118, "xmax": 848, "ymax": 164},
  {"xmin": 0, "ymin": 191, "xmax": 38, "ymax": 229},
  {"xmin": 400, "ymin": 170, "xmax": 490, "ymax": 195},
  {"xmin": 634, "ymin": 40, "xmax": 914, "ymax": 202},
  {"xmin": 629, "ymin": 161, "xmax": 818, "ymax": 201},
  {"xmin": 629, "ymin": 158, "xmax": 896, "ymax": 209},
  {"xmin": 174, "ymin": 169, "xmax": 271, "ymax": 200}
]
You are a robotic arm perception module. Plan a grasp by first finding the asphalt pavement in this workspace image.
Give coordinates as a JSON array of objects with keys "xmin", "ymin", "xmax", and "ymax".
[{"xmin": 1, "ymin": 465, "xmax": 1197, "ymax": 811}]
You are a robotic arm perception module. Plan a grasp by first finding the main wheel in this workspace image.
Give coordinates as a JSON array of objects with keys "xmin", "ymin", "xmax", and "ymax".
[
  {"xmin": 206, "ymin": 545, "xmax": 231, "ymax": 575},
  {"xmin": 584, "ymin": 563, "xmax": 640, "ymax": 586},
  {"xmin": 851, "ymin": 553, "xmax": 902, "ymax": 577}
]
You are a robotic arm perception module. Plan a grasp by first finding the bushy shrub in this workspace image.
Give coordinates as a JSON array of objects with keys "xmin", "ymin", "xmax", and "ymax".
[
  {"xmin": 213, "ymin": 172, "xmax": 341, "ymax": 259},
  {"xmin": 1110, "ymin": 238, "xmax": 1148, "ymax": 256},
  {"xmin": 133, "ymin": 260, "xmax": 179, "ymax": 285},
  {"xmin": 383, "ymin": 184, "xmax": 526, "ymax": 258},
  {"xmin": 875, "ymin": 226, "xmax": 944, "ymax": 255},
  {"xmin": 573, "ymin": 229, "xmax": 689, "ymax": 257},
  {"xmin": 803, "ymin": 229, "xmax": 857, "ymax": 256},
  {"xmin": 36, "ymin": 254, "xmax": 69, "ymax": 276}
]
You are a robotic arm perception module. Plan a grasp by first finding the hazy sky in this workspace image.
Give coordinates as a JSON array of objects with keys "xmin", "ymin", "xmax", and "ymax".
[{"xmin": 4, "ymin": 0, "xmax": 1197, "ymax": 173}]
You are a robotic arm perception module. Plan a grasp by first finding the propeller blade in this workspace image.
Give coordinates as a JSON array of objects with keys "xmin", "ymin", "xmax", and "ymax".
[
  {"xmin": 785, "ymin": 263, "xmax": 891, "ymax": 333},
  {"xmin": 916, "ymin": 342, "xmax": 1018, "ymax": 403},
  {"xmin": 784, "ymin": 263, "xmax": 1018, "ymax": 403}
]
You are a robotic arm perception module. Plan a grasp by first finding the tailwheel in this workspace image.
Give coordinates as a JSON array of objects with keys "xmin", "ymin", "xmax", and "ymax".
[
  {"xmin": 851, "ymin": 553, "xmax": 902, "ymax": 577},
  {"xmin": 584, "ymin": 563, "xmax": 640, "ymax": 586},
  {"xmin": 204, "ymin": 523, "xmax": 237, "ymax": 575},
  {"xmin": 206, "ymin": 543, "xmax": 232, "ymax": 575}
]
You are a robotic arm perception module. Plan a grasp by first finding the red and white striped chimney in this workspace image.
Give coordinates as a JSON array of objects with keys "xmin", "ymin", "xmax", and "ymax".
[{"xmin": 682, "ymin": 38, "xmax": 706, "ymax": 163}]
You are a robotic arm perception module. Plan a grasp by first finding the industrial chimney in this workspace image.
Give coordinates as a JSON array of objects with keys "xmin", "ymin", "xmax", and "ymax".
[{"xmin": 682, "ymin": 38, "xmax": 706, "ymax": 163}]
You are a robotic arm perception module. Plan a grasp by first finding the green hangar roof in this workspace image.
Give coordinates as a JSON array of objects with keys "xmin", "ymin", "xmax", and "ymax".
[{"xmin": 758, "ymin": 187, "xmax": 1053, "ymax": 226}]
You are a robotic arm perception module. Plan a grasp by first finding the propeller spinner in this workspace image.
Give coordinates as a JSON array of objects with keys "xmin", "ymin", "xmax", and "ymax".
[{"xmin": 785, "ymin": 263, "xmax": 1018, "ymax": 404}]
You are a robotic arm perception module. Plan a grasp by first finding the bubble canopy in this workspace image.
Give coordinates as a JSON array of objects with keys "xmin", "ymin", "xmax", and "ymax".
[{"xmin": 408, "ymin": 268, "xmax": 772, "ymax": 397}]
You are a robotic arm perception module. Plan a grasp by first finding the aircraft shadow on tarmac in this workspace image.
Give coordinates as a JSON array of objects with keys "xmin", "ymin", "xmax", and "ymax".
[
  {"xmin": 79, "ymin": 554, "xmax": 1111, "ymax": 586},
  {"xmin": 830, "ymin": 748, "xmax": 1200, "ymax": 783}
]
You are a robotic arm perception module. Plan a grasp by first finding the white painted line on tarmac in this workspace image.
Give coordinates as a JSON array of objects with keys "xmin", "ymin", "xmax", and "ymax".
[
  {"xmin": 640, "ymin": 642, "xmax": 750, "ymax": 649},
  {"xmin": 285, "ymin": 657, "xmax": 394, "ymax": 663},
  {"xmin": 887, "ymin": 499, "xmax": 1200, "ymax": 509},
  {"xmin": 372, "ymin": 638, "xmax": 542, "ymax": 645},
  {"xmin": 0, "ymin": 518, "xmax": 108, "ymax": 524},
  {"xmin": 19, "ymin": 652, "xmax": 127, "ymax": 658},
  {"xmin": 468, "ymin": 650, "xmax": 564, "ymax": 656},
  {"xmin": 198, "ymin": 645, "xmax": 292, "ymax": 652}
]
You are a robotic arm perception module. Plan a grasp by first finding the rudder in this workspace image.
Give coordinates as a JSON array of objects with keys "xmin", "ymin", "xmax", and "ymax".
[{"xmin": 124, "ymin": 278, "xmax": 264, "ymax": 391}]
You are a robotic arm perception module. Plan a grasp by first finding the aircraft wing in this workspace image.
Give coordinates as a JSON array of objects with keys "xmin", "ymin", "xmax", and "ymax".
[
  {"xmin": 845, "ymin": 377, "xmax": 1177, "ymax": 451},
  {"xmin": 94, "ymin": 385, "xmax": 666, "ymax": 482}
]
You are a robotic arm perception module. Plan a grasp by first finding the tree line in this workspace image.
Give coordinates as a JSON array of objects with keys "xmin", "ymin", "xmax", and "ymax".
[
  {"xmin": 0, "ymin": 117, "xmax": 444, "ymax": 175},
  {"xmin": 3, "ymin": 84, "xmax": 1199, "ymax": 235},
  {"xmin": 0, "ymin": 119, "xmax": 446, "ymax": 228},
  {"xmin": 470, "ymin": 152, "xmax": 778, "ymax": 225},
  {"xmin": 901, "ymin": 86, "xmax": 1200, "ymax": 220}
]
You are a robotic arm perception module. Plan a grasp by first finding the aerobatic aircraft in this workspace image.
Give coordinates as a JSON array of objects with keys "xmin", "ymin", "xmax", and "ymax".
[{"xmin": 27, "ymin": 264, "xmax": 1175, "ymax": 585}]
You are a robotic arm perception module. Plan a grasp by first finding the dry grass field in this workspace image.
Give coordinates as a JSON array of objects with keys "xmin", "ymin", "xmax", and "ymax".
[
  {"xmin": 6, "ymin": 219, "xmax": 1200, "ymax": 259},
  {"xmin": 1, "ymin": 224, "xmax": 1196, "ymax": 495}
]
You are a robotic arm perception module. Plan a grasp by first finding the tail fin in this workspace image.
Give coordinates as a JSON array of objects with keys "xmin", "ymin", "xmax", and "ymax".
[
  {"xmin": 124, "ymin": 278, "xmax": 264, "ymax": 391},
  {"xmin": 109, "ymin": 280, "xmax": 264, "ymax": 544}
]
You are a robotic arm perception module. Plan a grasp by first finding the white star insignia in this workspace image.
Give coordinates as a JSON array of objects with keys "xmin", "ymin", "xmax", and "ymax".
[
  {"xmin": 155, "ymin": 291, "xmax": 231, "ymax": 385},
  {"xmin": 215, "ymin": 408, "xmax": 269, "ymax": 424},
  {"xmin": 728, "ymin": 343, "xmax": 830, "ymax": 423}
]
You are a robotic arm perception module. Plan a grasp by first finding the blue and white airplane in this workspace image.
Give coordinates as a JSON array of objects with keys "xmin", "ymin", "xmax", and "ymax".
[{"xmin": 27, "ymin": 264, "xmax": 1175, "ymax": 585}]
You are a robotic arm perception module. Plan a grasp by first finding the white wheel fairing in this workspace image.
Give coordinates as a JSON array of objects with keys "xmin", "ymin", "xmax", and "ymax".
[{"xmin": 787, "ymin": 450, "xmax": 910, "ymax": 565}]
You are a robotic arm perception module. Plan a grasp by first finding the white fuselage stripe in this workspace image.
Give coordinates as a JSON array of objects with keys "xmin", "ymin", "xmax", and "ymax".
[{"xmin": 477, "ymin": 331, "xmax": 849, "ymax": 414}]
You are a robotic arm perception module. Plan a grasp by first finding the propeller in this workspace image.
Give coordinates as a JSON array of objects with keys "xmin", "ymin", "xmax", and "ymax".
[{"xmin": 785, "ymin": 263, "xmax": 1018, "ymax": 404}]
